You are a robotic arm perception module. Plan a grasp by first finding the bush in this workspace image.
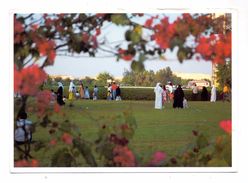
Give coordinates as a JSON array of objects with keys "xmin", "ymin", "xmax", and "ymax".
[{"xmin": 45, "ymin": 85, "xmax": 224, "ymax": 101}]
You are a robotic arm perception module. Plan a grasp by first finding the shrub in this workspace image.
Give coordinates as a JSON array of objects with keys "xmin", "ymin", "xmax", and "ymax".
[{"xmin": 45, "ymin": 85, "xmax": 224, "ymax": 101}]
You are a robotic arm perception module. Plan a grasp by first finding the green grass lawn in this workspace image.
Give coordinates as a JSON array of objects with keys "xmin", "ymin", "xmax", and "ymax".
[{"xmin": 15, "ymin": 99, "xmax": 231, "ymax": 166}]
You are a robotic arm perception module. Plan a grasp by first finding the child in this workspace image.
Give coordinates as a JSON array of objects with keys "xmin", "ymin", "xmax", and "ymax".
[
  {"xmin": 93, "ymin": 85, "xmax": 98, "ymax": 100},
  {"xmin": 75, "ymin": 91, "xmax": 80, "ymax": 99},
  {"xmin": 183, "ymin": 97, "xmax": 188, "ymax": 108},
  {"xmin": 50, "ymin": 89, "xmax": 57, "ymax": 104},
  {"xmin": 84, "ymin": 86, "xmax": 90, "ymax": 99},
  {"xmin": 15, "ymin": 112, "xmax": 33, "ymax": 144}
]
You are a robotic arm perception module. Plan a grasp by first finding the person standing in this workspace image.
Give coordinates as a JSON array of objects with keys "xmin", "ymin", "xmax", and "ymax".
[
  {"xmin": 79, "ymin": 81, "xmax": 85, "ymax": 99},
  {"xmin": 56, "ymin": 82, "xmax": 65, "ymax": 105},
  {"xmin": 116, "ymin": 85, "xmax": 121, "ymax": 101},
  {"xmin": 68, "ymin": 80, "xmax": 76, "ymax": 107},
  {"xmin": 84, "ymin": 86, "xmax": 90, "ymax": 99},
  {"xmin": 93, "ymin": 85, "xmax": 99, "ymax": 100},
  {"xmin": 167, "ymin": 82, "xmax": 174, "ymax": 103},
  {"xmin": 107, "ymin": 84, "xmax": 112, "ymax": 100},
  {"xmin": 201, "ymin": 86, "xmax": 209, "ymax": 101},
  {"xmin": 223, "ymin": 84, "xmax": 230, "ymax": 102},
  {"xmin": 173, "ymin": 85, "xmax": 184, "ymax": 108},
  {"xmin": 162, "ymin": 85, "xmax": 167, "ymax": 107},
  {"xmin": 154, "ymin": 83, "xmax": 163, "ymax": 109},
  {"xmin": 210, "ymin": 85, "xmax": 217, "ymax": 102},
  {"xmin": 192, "ymin": 83, "xmax": 198, "ymax": 101},
  {"xmin": 111, "ymin": 82, "xmax": 117, "ymax": 100}
]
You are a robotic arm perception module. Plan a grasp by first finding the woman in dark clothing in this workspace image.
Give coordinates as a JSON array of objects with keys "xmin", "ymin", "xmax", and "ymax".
[
  {"xmin": 173, "ymin": 85, "xmax": 184, "ymax": 108},
  {"xmin": 201, "ymin": 86, "xmax": 209, "ymax": 101},
  {"xmin": 116, "ymin": 85, "xmax": 121, "ymax": 100},
  {"xmin": 57, "ymin": 82, "xmax": 65, "ymax": 105}
]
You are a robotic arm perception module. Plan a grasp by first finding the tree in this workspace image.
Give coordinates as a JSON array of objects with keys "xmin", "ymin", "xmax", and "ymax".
[
  {"xmin": 84, "ymin": 76, "xmax": 96, "ymax": 86},
  {"xmin": 216, "ymin": 61, "xmax": 231, "ymax": 89},
  {"xmin": 122, "ymin": 69, "xmax": 136, "ymax": 86},
  {"xmin": 96, "ymin": 72, "xmax": 114, "ymax": 86},
  {"xmin": 155, "ymin": 67, "xmax": 173, "ymax": 84},
  {"xmin": 54, "ymin": 76, "xmax": 62, "ymax": 83}
]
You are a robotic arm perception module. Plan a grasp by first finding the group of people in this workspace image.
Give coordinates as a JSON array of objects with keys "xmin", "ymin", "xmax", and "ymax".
[
  {"xmin": 54, "ymin": 80, "xmax": 122, "ymax": 106},
  {"xmin": 154, "ymin": 83, "xmax": 186, "ymax": 109},
  {"xmin": 154, "ymin": 82, "xmax": 223, "ymax": 110},
  {"xmin": 55, "ymin": 81, "xmax": 99, "ymax": 106},
  {"xmin": 107, "ymin": 82, "xmax": 121, "ymax": 101}
]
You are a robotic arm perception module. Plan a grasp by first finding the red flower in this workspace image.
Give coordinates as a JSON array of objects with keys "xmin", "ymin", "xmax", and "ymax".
[
  {"xmin": 54, "ymin": 103, "xmax": 61, "ymax": 113},
  {"xmin": 31, "ymin": 24, "xmax": 39, "ymax": 31},
  {"xmin": 82, "ymin": 33, "xmax": 90, "ymax": 43},
  {"xmin": 36, "ymin": 90, "xmax": 52, "ymax": 117},
  {"xmin": 153, "ymin": 18, "xmax": 176, "ymax": 49},
  {"xmin": 50, "ymin": 139, "xmax": 57, "ymax": 146},
  {"xmin": 61, "ymin": 133, "xmax": 73, "ymax": 145},
  {"xmin": 30, "ymin": 159, "xmax": 39, "ymax": 167},
  {"xmin": 95, "ymin": 28, "xmax": 101, "ymax": 36},
  {"xmin": 113, "ymin": 145, "xmax": 135, "ymax": 167},
  {"xmin": 36, "ymin": 39, "xmax": 56, "ymax": 65},
  {"xmin": 14, "ymin": 159, "xmax": 39, "ymax": 167},
  {"xmin": 14, "ymin": 159, "xmax": 29, "ymax": 167},
  {"xmin": 14, "ymin": 65, "xmax": 47, "ymax": 96},
  {"xmin": 118, "ymin": 48, "xmax": 134, "ymax": 61},
  {"xmin": 121, "ymin": 54, "xmax": 133, "ymax": 61},
  {"xmin": 196, "ymin": 36, "xmax": 213, "ymax": 59},
  {"xmin": 121, "ymin": 124, "xmax": 129, "ymax": 130},
  {"xmin": 149, "ymin": 151, "xmax": 166, "ymax": 166},
  {"xmin": 96, "ymin": 13, "xmax": 106, "ymax": 18},
  {"xmin": 144, "ymin": 18, "xmax": 153, "ymax": 28},
  {"xmin": 14, "ymin": 17, "xmax": 24, "ymax": 34},
  {"xmin": 91, "ymin": 35, "xmax": 98, "ymax": 49},
  {"xmin": 219, "ymin": 120, "xmax": 232, "ymax": 134}
]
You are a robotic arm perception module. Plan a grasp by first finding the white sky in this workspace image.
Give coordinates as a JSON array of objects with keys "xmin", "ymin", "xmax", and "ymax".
[{"xmin": 44, "ymin": 13, "xmax": 212, "ymax": 78}]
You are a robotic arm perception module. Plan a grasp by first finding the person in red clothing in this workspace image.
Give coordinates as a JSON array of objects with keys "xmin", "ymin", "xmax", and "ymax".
[{"xmin": 111, "ymin": 82, "xmax": 118, "ymax": 100}]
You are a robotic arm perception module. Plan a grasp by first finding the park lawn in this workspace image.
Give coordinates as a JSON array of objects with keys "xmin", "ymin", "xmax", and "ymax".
[{"xmin": 14, "ymin": 99, "xmax": 231, "ymax": 167}]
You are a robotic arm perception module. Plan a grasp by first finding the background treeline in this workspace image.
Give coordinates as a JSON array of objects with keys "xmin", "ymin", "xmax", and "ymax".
[{"xmin": 46, "ymin": 67, "xmax": 211, "ymax": 88}]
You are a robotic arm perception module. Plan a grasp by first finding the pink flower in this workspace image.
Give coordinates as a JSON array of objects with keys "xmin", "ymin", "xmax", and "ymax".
[
  {"xmin": 150, "ymin": 151, "xmax": 166, "ymax": 166},
  {"xmin": 113, "ymin": 145, "xmax": 135, "ymax": 167},
  {"xmin": 50, "ymin": 139, "xmax": 57, "ymax": 146},
  {"xmin": 61, "ymin": 133, "xmax": 73, "ymax": 145},
  {"xmin": 219, "ymin": 120, "xmax": 232, "ymax": 134}
]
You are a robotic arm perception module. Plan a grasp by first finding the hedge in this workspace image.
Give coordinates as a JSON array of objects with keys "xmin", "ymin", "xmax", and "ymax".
[{"xmin": 45, "ymin": 85, "xmax": 224, "ymax": 101}]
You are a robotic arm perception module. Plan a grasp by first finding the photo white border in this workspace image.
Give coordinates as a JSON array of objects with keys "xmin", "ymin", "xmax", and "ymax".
[{"xmin": 6, "ymin": 1, "xmax": 240, "ymax": 175}]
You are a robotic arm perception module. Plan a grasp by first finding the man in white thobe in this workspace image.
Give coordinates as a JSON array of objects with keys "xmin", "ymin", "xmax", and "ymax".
[
  {"xmin": 154, "ymin": 83, "xmax": 163, "ymax": 109},
  {"xmin": 210, "ymin": 85, "xmax": 217, "ymax": 102}
]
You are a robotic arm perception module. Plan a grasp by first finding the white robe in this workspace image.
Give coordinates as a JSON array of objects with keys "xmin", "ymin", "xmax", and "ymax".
[
  {"xmin": 154, "ymin": 83, "xmax": 163, "ymax": 109},
  {"xmin": 69, "ymin": 81, "xmax": 76, "ymax": 92},
  {"xmin": 210, "ymin": 86, "xmax": 216, "ymax": 102}
]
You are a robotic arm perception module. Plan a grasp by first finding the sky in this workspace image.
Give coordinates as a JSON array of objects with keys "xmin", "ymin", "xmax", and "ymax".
[{"xmin": 44, "ymin": 14, "xmax": 212, "ymax": 78}]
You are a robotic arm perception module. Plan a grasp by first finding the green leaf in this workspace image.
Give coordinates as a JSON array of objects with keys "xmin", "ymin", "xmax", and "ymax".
[
  {"xmin": 111, "ymin": 14, "xmax": 130, "ymax": 25},
  {"xmin": 51, "ymin": 148, "xmax": 75, "ymax": 167},
  {"xmin": 139, "ymin": 53, "xmax": 147, "ymax": 62},
  {"xmin": 196, "ymin": 134, "xmax": 209, "ymax": 149},
  {"xmin": 207, "ymin": 158, "xmax": 229, "ymax": 167},
  {"xmin": 125, "ymin": 30, "xmax": 132, "ymax": 41},
  {"xmin": 131, "ymin": 61, "xmax": 145, "ymax": 72},
  {"xmin": 130, "ymin": 31, "xmax": 141, "ymax": 44},
  {"xmin": 73, "ymin": 138, "xmax": 97, "ymax": 167},
  {"xmin": 177, "ymin": 48, "xmax": 187, "ymax": 63}
]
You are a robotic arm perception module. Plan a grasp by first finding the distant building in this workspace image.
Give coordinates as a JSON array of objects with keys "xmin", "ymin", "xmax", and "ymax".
[
  {"xmin": 187, "ymin": 80, "xmax": 210, "ymax": 89},
  {"xmin": 174, "ymin": 72, "xmax": 211, "ymax": 80}
]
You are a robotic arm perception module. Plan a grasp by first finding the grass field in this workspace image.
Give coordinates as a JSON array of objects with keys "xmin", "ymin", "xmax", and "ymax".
[{"xmin": 14, "ymin": 99, "xmax": 231, "ymax": 166}]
